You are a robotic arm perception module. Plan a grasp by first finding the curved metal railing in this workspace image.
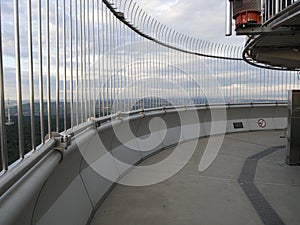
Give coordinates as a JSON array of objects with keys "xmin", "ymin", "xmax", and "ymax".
[{"xmin": 0, "ymin": 0, "xmax": 299, "ymax": 173}]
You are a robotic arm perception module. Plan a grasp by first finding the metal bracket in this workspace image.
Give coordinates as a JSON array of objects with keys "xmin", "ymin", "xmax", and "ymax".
[
  {"xmin": 91, "ymin": 117, "xmax": 101, "ymax": 128},
  {"xmin": 53, "ymin": 133, "xmax": 72, "ymax": 151},
  {"xmin": 114, "ymin": 111, "xmax": 128, "ymax": 122},
  {"xmin": 44, "ymin": 132, "xmax": 71, "ymax": 163},
  {"xmin": 139, "ymin": 108, "xmax": 145, "ymax": 118},
  {"xmin": 116, "ymin": 12, "xmax": 125, "ymax": 20}
]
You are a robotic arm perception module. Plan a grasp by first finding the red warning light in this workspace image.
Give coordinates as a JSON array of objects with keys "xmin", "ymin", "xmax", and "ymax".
[{"xmin": 232, "ymin": 0, "xmax": 262, "ymax": 29}]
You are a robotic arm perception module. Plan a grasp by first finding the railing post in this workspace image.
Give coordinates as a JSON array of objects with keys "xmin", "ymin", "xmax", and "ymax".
[
  {"xmin": 14, "ymin": 0, "xmax": 24, "ymax": 158},
  {"xmin": 27, "ymin": 0, "xmax": 36, "ymax": 151},
  {"xmin": 38, "ymin": 0, "xmax": 45, "ymax": 144},
  {"xmin": 56, "ymin": 0, "xmax": 60, "ymax": 132},
  {"xmin": 0, "ymin": 2, "xmax": 8, "ymax": 171},
  {"xmin": 46, "ymin": 0, "xmax": 52, "ymax": 138}
]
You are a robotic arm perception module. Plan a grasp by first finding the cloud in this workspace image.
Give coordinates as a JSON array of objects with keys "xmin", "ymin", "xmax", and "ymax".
[
  {"xmin": 1, "ymin": 0, "xmax": 298, "ymax": 103},
  {"xmin": 134, "ymin": 0, "xmax": 245, "ymax": 45}
]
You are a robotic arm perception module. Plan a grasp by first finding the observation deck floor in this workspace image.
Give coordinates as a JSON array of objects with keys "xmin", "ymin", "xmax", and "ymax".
[{"xmin": 91, "ymin": 130, "xmax": 300, "ymax": 225}]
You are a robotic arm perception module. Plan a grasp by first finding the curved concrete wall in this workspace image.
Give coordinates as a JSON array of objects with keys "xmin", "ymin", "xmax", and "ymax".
[{"xmin": 0, "ymin": 104, "xmax": 288, "ymax": 225}]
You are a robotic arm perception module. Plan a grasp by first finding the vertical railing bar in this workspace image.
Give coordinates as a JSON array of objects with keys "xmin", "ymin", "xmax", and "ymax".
[
  {"xmin": 92, "ymin": 0, "xmax": 96, "ymax": 118},
  {"xmin": 123, "ymin": 14, "xmax": 127, "ymax": 112},
  {"xmin": 273, "ymin": 0, "xmax": 276, "ymax": 16},
  {"xmin": 38, "ymin": 0, "xmax": 44, "ymax": 144},
  {"xmin": 180, "ymin": 35, "xmax": 184, "ymax": 106},
  {"xmin": 87, "ymin": 0, "xmax": 91, "ymax": 119},
  {"xmin": 75, "ymin": 0, "xmax": 79, "ymax": 126},
  {"xmin": 101, "ymin": 1, "xmax": 105, "ymax": 117},
  {"xmin": 263, "ymin": 0, "xmax": 266, "ymax": 22},
  {"xmin": 236, "ymin": 46, "xmax": 239, "ymax": 102},
  {"xmin": 28, "ymin": 0, "xmax": 36, "ymax": 150},
  {"xmin": 174, "ymin": 34, "xmax": 178, "ymax": 106},
  {"xmin": 177, "ymin": 36, "xmax": 181, "ymax": 105},
  {"xmin": 80, "ymin": 0, "xmax": 84, "ymax": 123},
  {"xmin": 216, "ymin": 43, "xmax": 220, "ymax": 103},
  {"xmin": 191, "ymin": 39, "xmax": 194, "ymax": 104},
  {"xmin": 116, "ymin": 7, "xmax": 119, "ymax": 112},
  {"xmin": 281, "ymin": 64, "xmax": 284, "ymax": 100},
  {"xmin": 179, "ymin": 36, "xmax": 182, "ymax": 106},
  {"xmin": 0, "ymin": 1, "xmax": 8, "ymax": 171},
  {"xmin": 131, "ymin": 2, "xmax": 136, "ymax": 110},
  {"xmin": 113, "ymin": 7, "xmax": 117, "ymax": 113},
  {"xmin": 141, "ymin": 16, "xmax": 148, "ymax": 110},
  {"xmin": 105, "ymin": 5, "xmax": 109, "ymax": 116},
  {"xmin": 268, "ymin": 0, "xmax": 271, "ymax": 20},
  {"xmin": 102, "ymin": 2, "xmax": 105, "ymax": 117},
  {"xmin": 14, "ymin": 0, "xmax": 24, "ymax": 158},
  {"xmin": 63, "ymin": 0, "xmax": 67, "ymax": 132},
  {"xmin": 141, "ymin": 16, "xmax": 145, "ymax": 110},
  {"xmin": 226, "ymin": 45, "xmax": 229, "ymax": 103},
  {"xmin": 70, "ymin": 0, "xmax": 74, "ymax": 128},
  {"xmin": 195, "ymin": 41, "xmax": 199, "ymax": 103},
  {"xmin": 56, "ymin": 0, "xmax": 60, "ymax": 132},
  {"xmin": 109, "ymin": 7, "xmax": 112, "ymax": 115},
  {"xmin": 118, "ymin": 9, "xmax": 121, "ymax": 112},
  {"xmin": 46, "ymin": 0, "xmax": 52, "ymax": 138},
  {"xmin": 154, "ymin": 26, "xmax": 158, "ymax": 108},
  {"xmin": 120, "ymin": 3, "xmax": 124, "ymax": 111},
  {"xmin": 97, "ymin": 0, "xmax": 101, "ymax": 116},
  {"xmin": 270, "ymin": 0, "xmax": 272, "ymax": 20},
  {"xmin": 275, "ymin": 0, "xmax": 279, "ymax": 13},
  {"xmin": 83, "ymin": 0, "xmax": 87, "ymax": 121}
]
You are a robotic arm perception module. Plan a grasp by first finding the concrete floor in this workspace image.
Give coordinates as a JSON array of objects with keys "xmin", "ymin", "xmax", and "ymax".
[{"xmin": 90, "ymin": 131, "xmax": 300, "ymax": 225}]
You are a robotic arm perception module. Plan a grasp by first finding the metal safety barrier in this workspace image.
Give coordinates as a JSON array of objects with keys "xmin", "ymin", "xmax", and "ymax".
[
  {"xmin": 0, "ymin": 0, "xmax": 299, "ymax": 173},
  {"xmin": 262, "ymin": 0, "xmax": 298, "ymax": 22}
]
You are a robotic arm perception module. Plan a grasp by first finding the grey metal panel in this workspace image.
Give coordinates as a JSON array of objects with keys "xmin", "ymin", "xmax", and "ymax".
[
  {"xmin": 227, "ymin": 107, "xmax": 250, "ymax": 120},
  {"xmin": 162, "ymin": 126, "xmax": 182, "ymax": 148},
  {"xmin": 80, "ymin": 165, "xmax": 114, "ymax": 207},
  {"xmin": 111, "ymin": 139, "xmax": 142, "ymax": 165},
  {"xmin": 137, "ymin": 131, "xmax": 165, "ymax": 159},
  {"xmin": 96, "ymin": 129, "xmax": 114, "ymax": 153},
  {"xmin": 160, "ymin": 112, "xmax": 181, "ymax": 128},
  {"xmin": 182, "ymin": 123, "xmax": 204, "ymax": 140},
  {"xmin": 0, "ymin": 151, "xmax": 61, "ymax": 225},
  {"xmin": 109, "ymin": 118, "xmax": 140, "ymax": 150},
  {"xmin": 36, "ymin": 175, "xmax": 93, "ymax": 225},
  {"xmin": 32, "ymin": 144, "xmax": 83, "ymax": 223}
]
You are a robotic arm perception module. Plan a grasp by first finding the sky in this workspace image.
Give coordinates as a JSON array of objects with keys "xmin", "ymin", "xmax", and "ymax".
[
  {"xmin": 1, "ymin": 0, "xmax": 298, "ymax": 104},
  {"xmin": 1, "ymin": 0, "xmax": 245, "ymax": 100},
  {"xmin": 133, "ymin": 0, "xmax": 246, "ymax": 45}
]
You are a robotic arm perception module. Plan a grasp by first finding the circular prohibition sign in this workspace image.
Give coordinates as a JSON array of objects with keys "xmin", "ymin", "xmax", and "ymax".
[{"xmin": 258, "ymin": 119, "xmax": 267, "ymax": 128}]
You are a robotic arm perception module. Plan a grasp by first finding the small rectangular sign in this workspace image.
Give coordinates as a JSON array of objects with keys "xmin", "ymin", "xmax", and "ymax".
[{"xmin": 233, "ymin": 122, "xmax": 243, "ymax": 129}]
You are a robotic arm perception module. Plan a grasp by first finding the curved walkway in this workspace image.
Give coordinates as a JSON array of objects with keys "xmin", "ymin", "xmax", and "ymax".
[{"xmin": 91, "ymin": 130, "xmax": 300, "ymax": 225}]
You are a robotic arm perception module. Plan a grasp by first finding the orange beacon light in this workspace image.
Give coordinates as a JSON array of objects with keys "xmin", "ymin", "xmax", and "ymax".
[{"xmin": 226, "ymin": 0, "xmax": 262, "ymax": 36}]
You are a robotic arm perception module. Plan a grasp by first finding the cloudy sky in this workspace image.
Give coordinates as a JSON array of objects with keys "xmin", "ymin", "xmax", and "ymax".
[
  {"xmin": 1, "ymin": 0, "xmax": 297, "ymax": 104},
  {"xmin": 133, "ymin": 0, "xmax": 246, "ymax": 45}
]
